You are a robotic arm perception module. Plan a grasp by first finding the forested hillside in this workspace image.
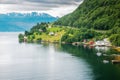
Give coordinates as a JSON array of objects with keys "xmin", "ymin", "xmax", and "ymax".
[
  {"xmin": 54, "ymin": 0, "xmax": 120, "ymax": 30},
  {"xmin": 19, "ymin": 0, "xmax": 120, "ymax": 46}
]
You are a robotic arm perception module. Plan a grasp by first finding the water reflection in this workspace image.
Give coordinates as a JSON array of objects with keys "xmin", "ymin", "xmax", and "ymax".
[
  {"xmin": 96, "ymin": 52, "xmax": 102, "ymax": 57},
  {"xmin": 95, "ymin": 46, "xmax": 110, "ymax": 52},
  {"xmin": 0, "ymin": 33, "xmax": 120, "ymax": 80},
  {"xmin": 0, "ymin": 33, "xmax": 94, "ymax": 80},
  {"xmin": 59, "ymin": 44, "xmax": 120, "ymax": 80},
  {"xmin": 94, "ymin": 46, "xmax": 110, "ymax": 57},
  {"xmin": 103, "ymin": 60, "xmax": 109, "ymax": 64}
]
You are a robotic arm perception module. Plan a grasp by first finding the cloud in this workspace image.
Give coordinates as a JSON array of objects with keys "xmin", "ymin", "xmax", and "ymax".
[
  {"xmin": 26, "ymin": 0, "xmax": 80, "ymax": 5},
  {"xmin": 0, "ymin": 0, "xmax": 83, "ymax": 17}
]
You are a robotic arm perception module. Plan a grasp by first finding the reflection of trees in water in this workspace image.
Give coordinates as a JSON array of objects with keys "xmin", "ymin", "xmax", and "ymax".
[{"xmin": 59, "ymin": 44, "xmax": 120, "ymax": 80}]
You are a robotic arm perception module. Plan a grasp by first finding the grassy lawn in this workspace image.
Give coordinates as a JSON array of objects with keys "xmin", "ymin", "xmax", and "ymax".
[
  {"xmin": 95, "ymin": 30, "xmax": 108, "ymax": 33},
  {"xmin": 34, "ymin": 27, "xmax": 65, "ymax": 42},
  {"xmin": 47, "ymin": 27, "xmax": 62, "ymax": 32}
]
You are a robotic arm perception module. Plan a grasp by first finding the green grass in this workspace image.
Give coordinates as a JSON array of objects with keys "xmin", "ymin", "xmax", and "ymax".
[
  {"xmin": 47, "ymin": 27, "xmax": 62, "ymax": 32},
  {"xmin": 34, "ymin": 27, "xmax": 65, "ymax": 42},
  {"xmin": 95, "ymin": 30, "xmax": 108, "ymax": 33}
]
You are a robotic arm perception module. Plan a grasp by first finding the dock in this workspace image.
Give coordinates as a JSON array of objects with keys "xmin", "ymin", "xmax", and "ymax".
[
  {"xmin": 112, "ymin": 60, "xmax": 120, "ymax": 64},
  {"xmin": 111, "ymin": 55, "xmax": 120, "ymax": 64}
]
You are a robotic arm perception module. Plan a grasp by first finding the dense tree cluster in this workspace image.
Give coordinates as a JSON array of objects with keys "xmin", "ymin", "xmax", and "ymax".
[
  {"xmin": 54, "ymin": 0, "xmax": 120, "ymax": 46},
  {"xmin": 107, "ymin": 27, "xmax": 120, "ymax": 46},
  {"xmin": 30, "ymin": 22, "xmax": 48, "ymax": 33},
  {"xmin": 19, "ymin": 0, "xmax": 120, "ymax": 46},
  {"xmin": 18, "ymin": 34, "xmax": 24, "ymax": 43},
  {"xmin": 61, "ymin": 28, "xmax": 102, "ymax": 43},
  {"xmin": 18, "ymin": 22, "xmax": 48, "ymax": 42},
  {"xmin": 109, "ymin": 34, "xmax": 120, "ymax": 46},
  {"xmin": 54, "ymin": 0, "xmax": 120, "ymax": 30}
]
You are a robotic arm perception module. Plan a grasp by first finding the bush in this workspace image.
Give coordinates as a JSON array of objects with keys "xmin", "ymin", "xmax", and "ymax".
[
  {"xmin": 109, "ymin": 34, "xmax": 120, "ymax": 46},
  {"xmin": 18, "ymin": 34, "xmax": 24, "ymax": 42}
]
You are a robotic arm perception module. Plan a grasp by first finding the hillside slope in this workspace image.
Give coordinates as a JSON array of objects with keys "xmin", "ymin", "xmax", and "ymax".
[{"xmin": 54, "ymin": 0, "xmax": 120, "ymax": 30}]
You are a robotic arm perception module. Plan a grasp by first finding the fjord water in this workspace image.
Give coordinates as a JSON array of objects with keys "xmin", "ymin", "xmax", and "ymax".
[{"xmin": 0, "ymin": 32, "xmax": 120, "ymax": 80}]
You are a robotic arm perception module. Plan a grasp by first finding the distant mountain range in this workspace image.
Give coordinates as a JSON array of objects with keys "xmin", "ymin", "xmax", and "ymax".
[{"xmin": 0, "ymin": 12, "xmax": 58, "ymax": 32}]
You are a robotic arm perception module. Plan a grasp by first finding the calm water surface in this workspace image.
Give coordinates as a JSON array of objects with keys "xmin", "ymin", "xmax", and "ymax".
[{"xmin": 0, "ymin": 32, "xmax": 120, "ymax": 80}]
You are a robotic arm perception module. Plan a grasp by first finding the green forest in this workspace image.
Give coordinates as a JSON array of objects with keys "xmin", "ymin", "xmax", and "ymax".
[
  {"xmin": 54, "ymin": 0, "xmax": 120, "ymax": 30},
  {"xmin": 54, "ymin": 0, "xmax": 120, "ymax": 46},
  {"xmin": 19, "ymin": 0, "xmax": 120, "ymax": 46}
]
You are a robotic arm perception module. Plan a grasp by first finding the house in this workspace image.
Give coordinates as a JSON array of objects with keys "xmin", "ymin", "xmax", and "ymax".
[
  {"xmin": 95, "ymin": 39, "xmax": 111, "ymax": 46},
  {"xmin": 39, "ymin": 29, "xmax": 43, "ymax": 32},
  {"xmin": 49, "ymin": 32, "xmax": 54, "ymax": 36},
  {"xmin": 95, "ymin": 41, "xmax": 105, "ymax": 46},
  {"xmin": 89, "ymin": 40, "xmax": 94, "ymax": 45},
  {"xmin": 48, "ymin": 25, "xmax": 52, "ymax": 28}
]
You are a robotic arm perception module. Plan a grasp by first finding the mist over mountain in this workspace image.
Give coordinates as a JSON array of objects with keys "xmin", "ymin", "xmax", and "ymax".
[{"xmin": 0, "ymin": 12, "xmax": 58, "ymax": 32}]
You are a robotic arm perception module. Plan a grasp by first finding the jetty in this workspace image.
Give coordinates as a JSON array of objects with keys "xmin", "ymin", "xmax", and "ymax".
[
  {"xmin": 111, "ymin": 55, "xmax": 120, "ymax": 64},
  {"xmin": 112, "ymin": 60, "xmax": 120, "ymax": 64}
]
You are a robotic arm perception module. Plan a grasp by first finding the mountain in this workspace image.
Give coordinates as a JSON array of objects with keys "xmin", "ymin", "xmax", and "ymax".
[
  {"xmin": 54, "ymin": 0, "xmax": 120, "ymax": 30},
  {"xmin": 0, "ymin": 12, "xmax": 58, "ymax": 32}
]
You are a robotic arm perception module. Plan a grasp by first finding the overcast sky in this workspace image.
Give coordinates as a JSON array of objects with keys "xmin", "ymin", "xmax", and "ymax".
[{"xmin": 0, "ymin": 0, "xmax": 83, "ymax": 17}]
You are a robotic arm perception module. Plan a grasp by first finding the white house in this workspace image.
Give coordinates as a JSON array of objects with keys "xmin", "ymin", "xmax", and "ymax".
[
  {"xmin": 95, "ymin": 39, "xmax": 111, "ymax": 46},
  {"xmin": 49, "ymin": 32, "xmax": 54, "ymax": 36}
]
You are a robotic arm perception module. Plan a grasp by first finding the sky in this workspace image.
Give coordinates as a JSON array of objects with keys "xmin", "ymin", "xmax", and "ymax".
[{"xmin": 0, "ymin": 0, "xmax": 83, "ymax": 17}]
